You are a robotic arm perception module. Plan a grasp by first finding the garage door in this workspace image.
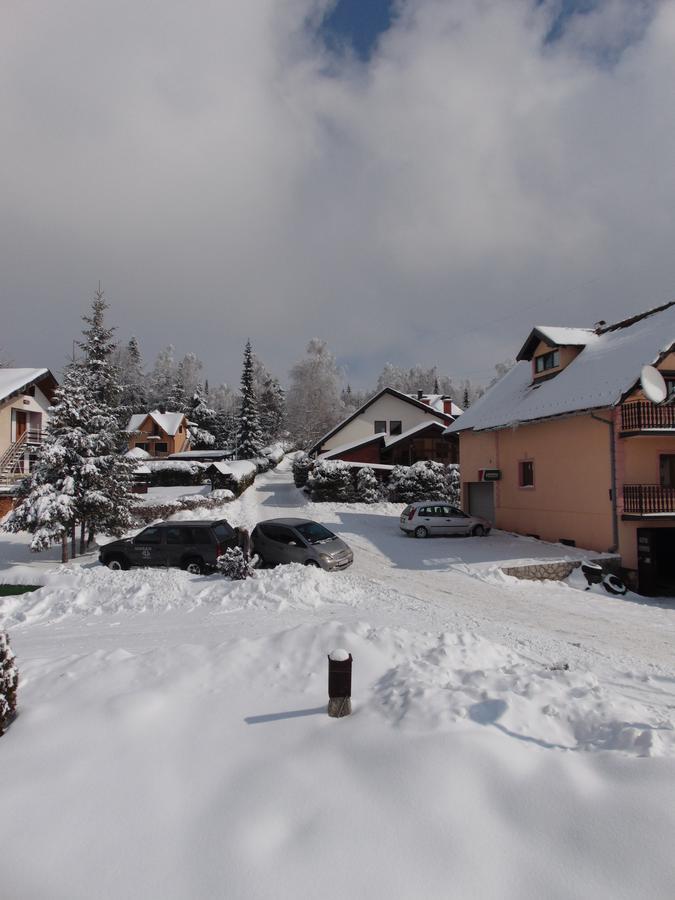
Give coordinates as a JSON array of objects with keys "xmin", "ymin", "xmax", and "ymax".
[{"xmin": 467, "ymin": 482, "xmax": 495, "ymax": 523}]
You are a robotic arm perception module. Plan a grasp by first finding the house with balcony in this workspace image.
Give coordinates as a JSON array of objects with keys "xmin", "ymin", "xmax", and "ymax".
[
  {"xmin": 126, "ymin": 410, "xmax": 191, "ymax": 458},
  {"xmin": 0, "ymin": 369, "xmax": 58, "ymax": 497},
  {"xmin": 447, "ymin": 301, "xmax": 675, "ymax": 596},
  {"xmin": 311, "ymin": 388, "xmax": 461, "ymax": 472}
]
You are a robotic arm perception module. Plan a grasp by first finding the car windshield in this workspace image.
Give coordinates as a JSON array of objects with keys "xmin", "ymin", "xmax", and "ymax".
[{"xmin": 295, "ymin": 522, "xmax": 336, "ymax": 544}]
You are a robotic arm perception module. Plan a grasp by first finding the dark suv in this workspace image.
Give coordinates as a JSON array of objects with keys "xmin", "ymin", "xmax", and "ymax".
[{"xmin": 99, "ymin": 519, "xmax": 237, "ymax": 575}]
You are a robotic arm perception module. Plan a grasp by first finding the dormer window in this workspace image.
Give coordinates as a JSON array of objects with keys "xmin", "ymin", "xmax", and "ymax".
[{"xmin": 534, "ymin": 350, "xmax": 559, "ymax": 375}]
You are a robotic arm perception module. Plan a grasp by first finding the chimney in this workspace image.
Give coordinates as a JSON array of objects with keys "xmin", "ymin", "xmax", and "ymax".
[{"xmin": 417, "ymin": 390, "xmax": 424, "ymax": 401}]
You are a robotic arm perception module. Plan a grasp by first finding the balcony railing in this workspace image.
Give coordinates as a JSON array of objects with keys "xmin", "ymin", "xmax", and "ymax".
[
  {"xmin": 621, "ymin": 401, "xmax": 675, "ymax": 433},
  {"xmin": 623, "ymin": 484, "xmax": 675, "ymax": 515}
]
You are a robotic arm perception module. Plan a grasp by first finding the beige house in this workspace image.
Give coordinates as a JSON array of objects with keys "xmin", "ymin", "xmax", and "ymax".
[
  {"xmin": 448, "ymin": 302, "xmax": 675, "ymax": 596},
  {"xmin": 127, "ymin": 410, "xmax": 191, "ymax": 458},
  {"xmin": 311, "ymin": 388, "xmax": 461, "ymax": 467},
  {"xmin": 0, "ymin": 368, "xmax": 58, "ymax": 491}
]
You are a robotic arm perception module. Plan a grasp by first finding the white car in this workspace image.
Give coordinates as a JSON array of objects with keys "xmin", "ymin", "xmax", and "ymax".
[{"xmin": 399, "ymin": 501, "xmax": 491, "ymax": 538}]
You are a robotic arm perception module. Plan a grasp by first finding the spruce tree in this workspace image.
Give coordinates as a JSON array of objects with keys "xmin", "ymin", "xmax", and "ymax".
[
  {"xmin": 188, "ymin": 386, "xmax": 217, "ymax": 448},
  {"xmin": 259, "ymin": 375, "xmax": 286, "ymax": 444},
  {"xmin": 119, "ymin": 336, "xmax": 146, "ymax": 413},
  {"xmin": 236, "ymin": 340, "xmax": 264, "ymax": 459},
  {"xmin": 78, "ymin": 285, "xmax": 120, "ymax": 410}
]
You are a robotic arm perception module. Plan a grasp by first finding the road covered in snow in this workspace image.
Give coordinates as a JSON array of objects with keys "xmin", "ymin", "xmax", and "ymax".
[{"xmin": 1, "ymin": 457, "xmax": 675, "ymax": 899}]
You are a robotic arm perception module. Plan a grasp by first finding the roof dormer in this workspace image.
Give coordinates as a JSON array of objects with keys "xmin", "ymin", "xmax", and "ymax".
[{"xmin": 516, "ymin": 326, "xmax": 593, "ymax": 382}]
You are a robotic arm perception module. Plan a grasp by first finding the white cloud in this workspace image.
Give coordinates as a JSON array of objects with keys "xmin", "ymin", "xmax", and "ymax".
[{"xmin": 2, "ymin": 0, "xmax": 674, "ymax": 388}]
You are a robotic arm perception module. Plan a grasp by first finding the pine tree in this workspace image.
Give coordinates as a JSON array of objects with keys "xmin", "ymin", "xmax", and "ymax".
[
  {"xmin": 463, "ymin": 386, "xmax": 470, "ymax": 409},
  {"xmin": 188, "ymin": 386, "xmax": 217, "ymax": 448},
  {"xmin": 0, "ymin": 631, "xmax": 18, "ymax": 737},
  {"xmin": 259, "ymin": 375, "xmax": 286, "ymax": 444},
  {"xmin": 356, "ymin": 466, "xmax": 382, "ymax": 503},
  {"xmin": 236, "ymin": 340, "xmax": 264, "ymax": 459},
  {"xmin": 78, "ymin": 285, "xmax": 120, "ymax": 410},
  {"xmin": 119, "ymin": 336, "xmax": 146, "ymax": 413}
]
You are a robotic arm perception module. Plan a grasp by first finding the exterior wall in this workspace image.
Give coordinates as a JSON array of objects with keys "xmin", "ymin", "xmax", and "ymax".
[
  {"xmin": 321, "ymin": 394, "xmax": 444, "ymax": 452},
  {"xmin": 615, "ymin": 351, "xmax": 675, "ymax": 570},
  {"xmin": 531, "ymin": 340, "xmax": 583, "ymax": 381},
  {"xmin": 0, "ymin": 384, "xmax": 52, "ymax": 469},
  {"xmin": 459, "ymin": 413, "xmax": 614, "ymax": 553},
  {"xmin": 128, "ymin": 416, "xmax": 189, "ymax": 458},
  {"xmin": 334, "ymin": 443, "xmax": 382, "ymax": 464}
]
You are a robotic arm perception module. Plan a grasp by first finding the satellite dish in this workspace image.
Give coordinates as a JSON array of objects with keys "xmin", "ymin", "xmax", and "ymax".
[{"xmin": 640, "ymin": 365, "xmax": 667, "ymax": 404}]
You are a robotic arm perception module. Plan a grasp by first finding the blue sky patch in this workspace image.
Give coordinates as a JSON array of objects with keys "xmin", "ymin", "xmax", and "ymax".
[{"xmin": 319, "ymin": 0, "xmax": 396, "ymax": 61}]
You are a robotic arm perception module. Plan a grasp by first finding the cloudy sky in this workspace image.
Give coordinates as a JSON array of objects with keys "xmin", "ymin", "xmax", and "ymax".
[{"xmin": 3, "ymin": 0, "xmax": 675, "ymax": 389}]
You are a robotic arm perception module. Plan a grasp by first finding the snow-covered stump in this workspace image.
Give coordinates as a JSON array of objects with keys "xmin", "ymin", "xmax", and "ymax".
[
  {"xmin": 327, "ymin": 649, "xmax": 352, "ymax": 718},
  {"xmin": 0, "ymin": 632, "xmax": 18, "ymax": 737}
]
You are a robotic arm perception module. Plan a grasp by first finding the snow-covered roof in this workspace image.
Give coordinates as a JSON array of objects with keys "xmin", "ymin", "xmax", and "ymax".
[
  {"xmin": 206, "ymin": 460, "xmax": 257, "ymax": 482},
  {"xmin": 449, "ymin": 302, "xmax": 675, "ymax": 433},
  {"xmin": 126, "ymin": 410, "xmax": 186, "ymax": 436},
  {"xmin": 126, "ymin": 447, "xmax": 151, "ymax": 460},
  {"xmin": 385, "ymin": 420, "xmax": 447, "ymax": 447},
  {"xmin": 406, "ymin": 394, "xmax": 463, "ymax": 417},
  {"xmin": 0, "ymin": 368, "xmax": 52, "ymax": 403},
  {"xmin": 169, "ymin": 450, "xmax": 233, "ymax": 460}
]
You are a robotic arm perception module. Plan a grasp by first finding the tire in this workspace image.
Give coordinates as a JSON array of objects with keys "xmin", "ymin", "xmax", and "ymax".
[
  {"xmin": 414, "ymin": 526, "xmax": 428, "ymax": 539},
  {"xmin": 472, "ymin": 525, "xmax": 486, "ymax": 537},
  {"xmin": 106, "ymin": 555, "xmax": 129, "ymax": 571},
  {"xmin": 602, "ymin": 574, "xmax": 627, "ymax": 596},
  {"xmin": 184, "ymin": 557, "xmax": 205, "ymax": 576}
]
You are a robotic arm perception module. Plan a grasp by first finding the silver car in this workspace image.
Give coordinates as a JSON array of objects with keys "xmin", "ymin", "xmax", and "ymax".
[
  {"xmin": 252, "ymin": 518, "xmax": 354, "ymax": 570},
  {"xmin": 399, "ymin": 501, "xmax": 491, "ymax": 538}
]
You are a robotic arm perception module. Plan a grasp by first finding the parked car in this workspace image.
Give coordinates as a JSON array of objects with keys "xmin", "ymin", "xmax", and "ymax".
[
  {"xmin": 399, "ymin": 501, "xmax": 491, "ymax": 538},
  {"xmin": 251, "ymin": 518, "xmax": 354, "ymax": 570},
  {"xmin": 99, "ymin": 519, "xmax": 238, "ymax": 574}
]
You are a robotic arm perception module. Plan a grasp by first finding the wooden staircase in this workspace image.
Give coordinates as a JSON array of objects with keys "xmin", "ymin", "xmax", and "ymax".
[{"xmin": 0, "ymin": 431, "xmax": 42, "ymax": 487}]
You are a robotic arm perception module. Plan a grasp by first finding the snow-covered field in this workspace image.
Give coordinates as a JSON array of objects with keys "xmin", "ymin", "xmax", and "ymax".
[{"xmin": 2, "ymin": 458, "xmax": 675, "ymax": 899}]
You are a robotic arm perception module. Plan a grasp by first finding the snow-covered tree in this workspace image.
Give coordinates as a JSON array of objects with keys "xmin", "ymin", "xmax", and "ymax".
[
  {"xmin": 148, "ymin": 345, "xmax": 177, "ymax": 409},
  {"xmin": 0, "ymin": 631, "xmax": 18, "ymax": 737},
  {"xmin": 187, "ymin": 386, "xmax": 217, "ymax": 448},
  {"xmin": 307, "ymin": 460, "xmax": 355, "ymax": 502},
  {"xmin": 355, "ymin": 466, "xmax": 383, "ymax": 503},
  {"xmin": 4, "ymin": 359, "xmax": 136, "ymax": 559},
  {"xmin": 116, "ymin": 336, "xmax": 146, "ymax": 413},
  {"xmin": 463, "ymin": 386, "xmax": 470, "ymax": 409},
  {"xmin": 286, "ymin": 339, "xmax": 345, "ymax": 449},
  {"xmin": 77, "ymin": 286, "xmax": 121, "ymax": 411},
  {"xmin": 236, "ymin": 340, "xmax": 264, "ymax": 459},
  {"xmin": 388, "ymin": 461, "xmax": 454, "ymax": 504},
  {"xmin": 216, "ymin": 546, "xmax": 254, "ymax": 580},
  {"xmin": 292, "ymin": 451, "xmax": 313, "ymax": 487},
  {"xmin": 259, "ymin": 374, "xmax": 286, "ymax": 443}
]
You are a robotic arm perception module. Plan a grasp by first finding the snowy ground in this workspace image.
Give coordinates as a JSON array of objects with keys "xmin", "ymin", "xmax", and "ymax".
[{"xmin": 1, "ymin": 458, "xmax": 675, "ymax": 899}]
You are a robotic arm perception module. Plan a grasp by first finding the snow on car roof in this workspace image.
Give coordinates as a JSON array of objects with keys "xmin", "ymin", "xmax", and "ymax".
[
  {"xmin": 449, "ymin": 302, "xmax": 675, "ymax": 433},
  {"xmin": 0, "ymin": 368, "xmax": 50, "ymax": 403}
]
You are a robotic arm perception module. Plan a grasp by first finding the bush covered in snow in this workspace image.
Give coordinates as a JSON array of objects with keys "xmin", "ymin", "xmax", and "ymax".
[
  {"xmin": 388, "ymin": 461, "xmax": 459, "ymax": 505},
  {"xmin": 261, "ymin": 442, "xmax": 286, "ymax": 467},
  {"xmin": 216, "ymin": 547, "xmax": 254, "ymax": 580},
  {"xmin": 133, "ymin": 489, "xmax": 234, "ymax": 524},
  {"xmin": 292, "ymin": 452, "xmax": 313, "ymax": 488},
  {"xmin": 307, "ymin": 460, "xmax": 355, "ymax": 502},
  {"xmin": 0, "ymin": 632, "xmax": 18, "ymax": 737},
  {"xmin": 355, "ymin": 466, "xmax": 383, "ymax": 503},
  {"xmin": 145, "ymin": 460, "xmax": 207, "ymax": 487}
]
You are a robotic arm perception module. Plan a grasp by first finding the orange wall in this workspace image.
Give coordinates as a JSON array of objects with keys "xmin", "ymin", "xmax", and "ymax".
[
  {"xmin": 460, "ymin": 412, "xmax": 614, "ymax": 552},
  {"xmin": 128, "ymin": 417, "xmax": 189, "ymax": 457},
  {"xmin": 531, "ymin": 341, "xmax": 582, "ymax": 380}
]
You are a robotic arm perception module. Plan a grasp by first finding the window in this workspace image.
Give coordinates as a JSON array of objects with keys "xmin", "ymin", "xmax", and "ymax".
[
  {"xmin": 534, "ymin": 350, "xmax": 560, "ymax": 374},
  {"xmin": 295, "ymin": 522, "xmax": 335, "ymax": 544},
  {"xmin": 666, "ymin": 378, "xmax": 675, "ymax": 401},
  {"xmin": 263, "ymin": 525, "xmax": 299, "ymax": 545},
  {"xmin": 166, "ymin": 527, "xmax": 189, "ymax": 545},
  {"xmin": 519, "ymin": 460, "xmax": 535, "ymax": 487},
  {"xmin": 155, "ymin": 442, "xmax": 168, "ymax": 455},
  {"xmin": 389, "ymin": 420, "xmax": 402, "ymax": 436},
  {"xmin": 374, "ymin": 421, "xmax": 386, "ymax": 434},
  {"xmin": 213, "ymin": 523, "xmax": 235, "ymax": 542},
  {"xmin": 660, "ymin": 455, "xmax": 675, "ymax": 488},
  {"xmin": 135, "ymin": 442, "xmax": 149, "ymax": 452},
  {"xmin": 136, "ymin": 527, "xmax": 162, "ymax": 545}
]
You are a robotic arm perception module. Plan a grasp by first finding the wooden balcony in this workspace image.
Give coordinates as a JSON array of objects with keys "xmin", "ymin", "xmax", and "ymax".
[
  {"xmin": 620, "ymin": 401, "xmax": 675, "ymax": 434},
  {"xmin": 623, "ymin": 484, "xmax": 675, "ymax": 517}
]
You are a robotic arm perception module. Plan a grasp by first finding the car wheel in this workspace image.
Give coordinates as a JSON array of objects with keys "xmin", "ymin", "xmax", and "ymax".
[
  {"xmin": 414, "ymin": 526, "xmax": 428, "ymax": 539},
  {"xmin": 106, "ymin": 555, "xmax": 129, "ymax": 571},
  {"xmin": 184, "ymin": 558, "xmax": 205, "ymax": 576},
  {"xmin": 472, "ymin": 525, "xmax": 486, "ymax": 537}
]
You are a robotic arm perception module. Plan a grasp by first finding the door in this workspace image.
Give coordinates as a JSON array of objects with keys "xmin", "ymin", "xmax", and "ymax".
[
  {"xmin": 446, "ymin": 506, "xmax": 472, "ymax": 534},
  {"xmin": 130, "ymin": 525, "xmax": 167, "ymax": 567},
  {"xmin": 637, "ymin": 528, "xmax": 675, "ymax": 597},
  {"xmin": 468, "ymin": 482, "xmax": 495, "ymax": 523},
  {"xmin": 14, "ymin": 411, "xmax": 28, "ymax": 441}
]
